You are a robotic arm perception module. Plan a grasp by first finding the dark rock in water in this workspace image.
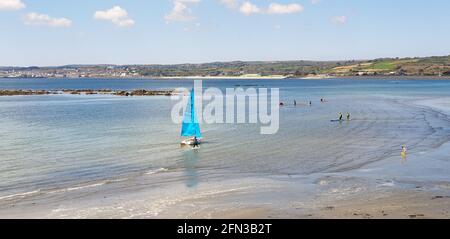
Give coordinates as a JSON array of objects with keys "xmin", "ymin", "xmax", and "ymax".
[
  {"xmin": 112, "ymin": 89, "xmax": 173, "ymax": 96},
  {"xmin": 98, "ymin": 89, "xmax": 113, "ymax": 93},
  {"xmin": 431, "ymin": 195, "xmax": 450, "ymax": 200},
  {"xmin": 113, "ymin": 90, "xmax": 130, "ymax": 96},
  {"xmin": 84, "ymin": 90, "xmax": 97, "ymax": 95},
  {"xmin": 0, "ymin": 89, "xmax": 173, "ymax": 97},
  {"xmin": 0, "ymin": 90, "xmax": 34, "ymax": 96},
  {"xmin": 128, "ymin": 89, "xmax": 173, "ymax": 96}
]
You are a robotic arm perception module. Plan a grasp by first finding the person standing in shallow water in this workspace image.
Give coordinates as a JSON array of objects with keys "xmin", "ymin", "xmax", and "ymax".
[
  {"xmin": 401, "ymin": 145, "xmax": 407, "ymax": 163},
  {"xmin": 347, "ymin": 112, "xmax": 351, "ymax": 120},
  {"xmin": 338, "ymin": 112, "xmax": 343, "ymax": 121}
]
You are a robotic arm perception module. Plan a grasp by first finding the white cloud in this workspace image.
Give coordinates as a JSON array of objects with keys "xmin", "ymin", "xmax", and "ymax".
[
  {"xmin": 0, "ymin": 0, "xmax": 25, "ymax": 10},
  {"xmin": 239, "ymin": 1, "xmax": 261, "ymax": 15},
  {"xmin": 267, "ymin": 3, "xmax": 303, "ymax": 14},
  {"xmin": 331, "ymin": 15, "xmax": 347, "ymax": 24},
  {"xmin": 94, "ymin": 6, "xmax": 135, "ymax": 27},
  {"xmin": 165, "ymin": 0, "xmax": 201, "ymax": 22},
  {"xmin": 23, "ymin": 12, "xmax": 72, "ymax": 27},
  {"xmin": 239, "ymin": 2, "xmax": 303, "ymax": 15}
]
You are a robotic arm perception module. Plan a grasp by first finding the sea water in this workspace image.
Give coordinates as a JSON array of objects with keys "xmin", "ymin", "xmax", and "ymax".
[{"xmin": 1, "ymin": 78, "xmax": 450, "ymax": 207}]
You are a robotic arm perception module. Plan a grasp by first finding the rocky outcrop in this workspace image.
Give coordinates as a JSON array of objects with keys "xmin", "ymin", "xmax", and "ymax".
[
  {"xmin": 113, "ymin": 89, "xmax": 173, "ymax": 96},
  {"xmin": 0, "ymin": 90, "xmax": 52, "ymax": 96},
  {"xmin": 0, "ymin": 89, "xmax": 173, "ymax": 96}
]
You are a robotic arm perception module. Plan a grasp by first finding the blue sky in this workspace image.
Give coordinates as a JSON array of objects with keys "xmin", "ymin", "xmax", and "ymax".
[{"xmin": 1, "ymin": 0, "xmax": 449, "ymax": 66}]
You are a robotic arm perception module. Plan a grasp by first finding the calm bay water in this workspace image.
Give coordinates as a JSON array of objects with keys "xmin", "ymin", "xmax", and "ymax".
[{"xmin": 1, "ymin": 78, "xmax": 450, "ymax": 202}]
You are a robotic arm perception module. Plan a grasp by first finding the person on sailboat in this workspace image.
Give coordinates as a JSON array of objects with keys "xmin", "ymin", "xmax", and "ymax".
[{"xmin": 193, "ymin": 136, "xmax": 200, "ymax": 148}]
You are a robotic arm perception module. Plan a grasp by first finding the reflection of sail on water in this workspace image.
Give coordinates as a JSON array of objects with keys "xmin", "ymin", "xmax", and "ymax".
[
  {"xmin": 183, "ymin": 150, "xmax": 199, "ymax": 188},
  {"xmin": 181, "ymin": 88, "xmax": 202, "ymax": 138}
]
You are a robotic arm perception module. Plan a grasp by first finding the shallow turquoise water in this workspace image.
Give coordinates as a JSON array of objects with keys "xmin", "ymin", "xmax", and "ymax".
[{"xmin": 1, "ymin": 78, "xmax": 450, "ymax": 201}]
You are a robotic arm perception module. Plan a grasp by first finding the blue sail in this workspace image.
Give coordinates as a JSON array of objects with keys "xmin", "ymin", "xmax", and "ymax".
[{"xmin": 181, "ymin": 88, "xmax": 202, "ymax": 138}]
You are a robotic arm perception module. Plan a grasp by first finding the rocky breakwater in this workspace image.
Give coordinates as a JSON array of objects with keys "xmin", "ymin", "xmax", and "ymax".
[
  {"xmin": 0, "ymin": 90, "xmax": 55, "ymax": 96},
  {"xmin": 113, "ymin": 89, "xmax": 173, "ymax": 96},
  {"xmin": 0, "ymin": 89, "xmax": 174, "ymax": 96}
]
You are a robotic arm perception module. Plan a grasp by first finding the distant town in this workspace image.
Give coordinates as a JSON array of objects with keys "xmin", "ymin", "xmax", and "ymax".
[{"xmin": 1, "ymin": 55, "xmax": 449, "ymax": 79}]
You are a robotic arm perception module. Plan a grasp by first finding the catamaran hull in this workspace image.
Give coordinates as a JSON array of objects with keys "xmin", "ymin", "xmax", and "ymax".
[{"xmin": 181, "ymin": 139, "xmax": 202, "ymax": 146}]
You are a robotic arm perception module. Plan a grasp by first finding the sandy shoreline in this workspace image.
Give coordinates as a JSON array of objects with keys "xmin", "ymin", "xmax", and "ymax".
[
  {"xmin": 1, "ymin": 174, "xmax": 448, "ymax": 219},
  {"xmin": 202, "ymin": 190, "xmax": 450, "ymax": 219}
]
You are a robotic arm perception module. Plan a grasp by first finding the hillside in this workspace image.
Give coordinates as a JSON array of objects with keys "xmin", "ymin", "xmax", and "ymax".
[
  {"xmin": 131, "ymin": 55, "xmax": 450, "ymax": 77},
  {"xmin": 323, "ymin": 55, "xmax": 450, "ymax": 77},
  {"xmin": 1, "ymin": 55, "xmax": 450, "ymax": 78}
]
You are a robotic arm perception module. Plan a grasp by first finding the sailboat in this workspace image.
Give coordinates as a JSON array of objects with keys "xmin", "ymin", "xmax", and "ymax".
[{"xmin": 180, "ymin": 88, "xmax": 202, "ymax": 146}]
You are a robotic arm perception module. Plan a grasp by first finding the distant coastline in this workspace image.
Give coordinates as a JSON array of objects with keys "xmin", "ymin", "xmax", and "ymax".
[
  {"xmin": 2, "ymin": 75, "xmax": 450, "ymax": 80},
  {"xmin": 159, "ymin": 75, "xmax": 450, "ymax": 80},
  {"xmin": 1, "ymin": 55, "xmax": 449, "ymax": 79}
]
